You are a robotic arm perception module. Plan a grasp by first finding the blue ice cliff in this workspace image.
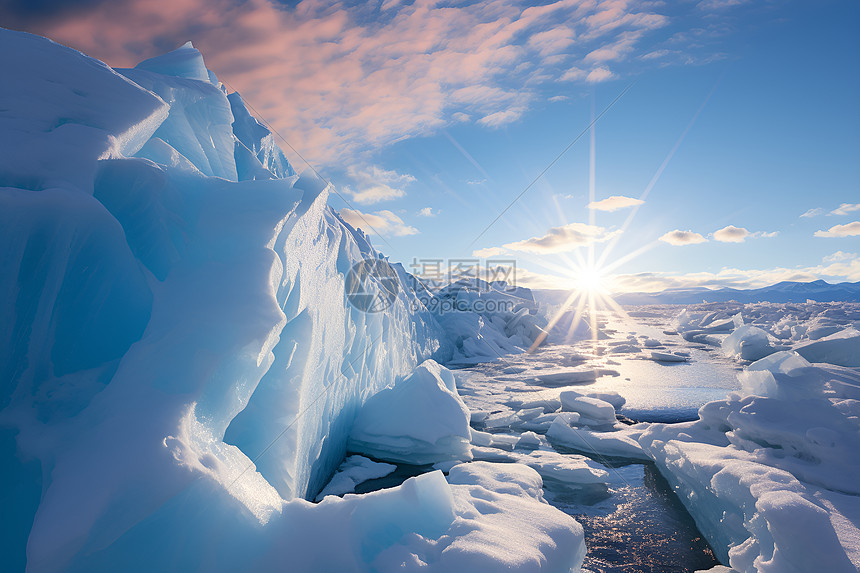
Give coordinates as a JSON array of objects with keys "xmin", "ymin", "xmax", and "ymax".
[{"xmin": 0, "ymin": 29, "xmax": 582, "ymax": 572}]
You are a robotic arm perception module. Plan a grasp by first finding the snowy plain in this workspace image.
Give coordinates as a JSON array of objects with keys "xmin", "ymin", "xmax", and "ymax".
[{"xmin": 2, "ymin": 27, "xmax": 860, "ymax": 573}]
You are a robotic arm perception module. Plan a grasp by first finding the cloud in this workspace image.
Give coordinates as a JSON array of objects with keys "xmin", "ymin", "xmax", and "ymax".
[
  {"xmin": 473, "ymin": 247, "xmax": 507, "ymax": 258},
  {"xmin": 823, "ymin": 251, "xmax": 857, "ymax": 263},
  {"xmin": 641, "ymin": 49, "xmax": 673, "ymax": 60},
  {"xmin": 344, "ymin": 164, "xmax": 413, "ymax": 204},
  {"xmin": 584, "ymin": 31, "xmax": 643, "ymax": 63},
  {"xmin": 506, "ymin": 252, "xmax": 860, "ymax": 293},
  {"xmin": 754, "ymin": 231, "xmax": 779, "ymax": 238},
  {"xmin": 587, "ymin": 195, "xmax": 644, "ymax": 212},
  {"xmin": 697, "ymin": 0, "xmax": 746, "ymax": 10},
  {"xmin": 815, "ymin": 221, "xmax": 860, "ymax": 238},
  {"xmin": 504, "ymin": 222, "xmax": 617, "ymax": 254},
  {"xmin": 12, "ymin": 0, "xmax": 674, "ymax": 166},
  {"xmin": 586, "ymin": 66, "xmax": 614, "ymax": 83},
  {"xmin": 801, "ymin": 207, "xmax": 825, "ymax": 218},
  {"xmin": 560, "ymin": 67, "xmax": 586, "ymax": 81},
  {"xmin": 611, "ymin": 267, "xmax": 811, "ymax": 293},
  {"xmin": 475, "ymin": 249, "xmax": 860, "ymax": 293},
  {"xmin": 612, "ymin": 257, "xmax": 860, "ymax": 293},
  {"xmin": 659, "ymin": 229, "xmax": 707, "ymax": 246},
  {"xmin": 507, "ymin": 267, "xmax": 575, "ymax": 290},
  {"xmin": 713, "ymin": 225, "xmax": 749, "ymax": 243},
  {"xmin": 417, "ymin": 207, "xmax": 436, "ymax": 217},
  {"xmin": 345, "ymin": 185, "xmax": 404, "ymax": 204},
  {"xmin": 477, "ymin": 108, "xmax": 525, "ymax": 128},
  {"xmin": 831, "ymin": 203, "xmax": 860, "ymax": 216},
  {"xmin": 339, "ymin": 208, "xmax": 417, "ymax": 237},
  {"xmin": 527, "ymin": 26, "xmax": 575, "ymax": 56}
]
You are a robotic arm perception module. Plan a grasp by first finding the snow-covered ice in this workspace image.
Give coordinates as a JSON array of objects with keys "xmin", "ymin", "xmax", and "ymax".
[
  {"xmin": 637, "ymin": 306, "xmax": 860, "ymax": 572},
  {"xmin": 794, "ymin": 327, "xmax": 860, "ymax": 367},
  {"xmin": 348, "ymin": 359, "xmax": 473, "ymax": 465},
  {"xmin": 430, "ymin": 279, "xmax": 546, "ymax": 366}
]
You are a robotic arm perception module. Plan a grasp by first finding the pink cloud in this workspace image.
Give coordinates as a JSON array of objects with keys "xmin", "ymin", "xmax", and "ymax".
[
  {"xmin": 22, "ymin": 0, "xmax": 671, "ymax": 166},
  {"xmin": 586, "ymin": 66, "xmax": 615, "ymax": 82}
]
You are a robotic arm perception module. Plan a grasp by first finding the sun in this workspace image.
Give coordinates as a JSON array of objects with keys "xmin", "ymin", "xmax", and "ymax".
[
  {"xmin": 575, "ymin": 265, "xmax": 609, "ymax": 294},
  {"xmin": 526, "ymin": 256, "xmax": 633, "ymax": 354}
]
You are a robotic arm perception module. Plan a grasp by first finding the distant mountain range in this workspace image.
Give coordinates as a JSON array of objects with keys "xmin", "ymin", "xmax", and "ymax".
[
  {"xmin": 534, "ymin": 280, "xmax": 860, "ymax": 306},
  {"xmin": 614, "ymin": 280, "xmax": 860, "ymax": 305}
]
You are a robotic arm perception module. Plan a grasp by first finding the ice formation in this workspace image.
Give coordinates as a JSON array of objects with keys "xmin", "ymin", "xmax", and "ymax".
[
  {"xmin": 721, "ymin": 321, "xmax": 776, "ymax": 362},
  {"xmin": 430, "ymin": 279, "xmax": 547, "ymax": 365},
  {"xmin": 1, "ymin": 30, "xmax": 594, "ymax": 572},
  {"xmin": 348, "ymin": 359, "xmax": 473, "ymax": 465},
  {"xmin": 639, "ymin": 350, "xmax": 860, "ymax": 572},
  {"xmin": 314, "ymin": 455, "xmax": 396, "ymax": 501}
]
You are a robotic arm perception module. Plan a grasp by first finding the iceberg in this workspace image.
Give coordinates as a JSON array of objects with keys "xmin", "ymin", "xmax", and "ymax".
[
  {"xmin": 1, "ymin": 29, "xmax": 478, "ymax": 571},
  {"xmin": 348, "ymin": 359, "xmax": 473, "ymax": 465},
  {"xmin": 1, "ymin": 28, "xmax": 595, "ymax": 573}
]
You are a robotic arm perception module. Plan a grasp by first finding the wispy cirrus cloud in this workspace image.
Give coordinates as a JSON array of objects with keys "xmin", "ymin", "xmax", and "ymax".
[
  {"xmin": 6, "ymin": 0, "xmax": 692, "ymax": 167},
  {"xmin": 801, "ymin": 207, "xmax": 825, "ymax": 218},
  {"xmin": 800, "ymin": 203, "xmax": 860, "ymax": 218},
  {"xmin": 697, "ymin": 0, "xmax": 747, "ymax": 10},
  {"xmin": 831, "ymin": 203, "xmax": 860, "ymax": 216},
  {"xmin": 478, "ymin": 108, "xmax": 527, "ymax": 128},
  {"xmin": 659, "ymin": 229, "xmax": 707, "ymax": 245}
]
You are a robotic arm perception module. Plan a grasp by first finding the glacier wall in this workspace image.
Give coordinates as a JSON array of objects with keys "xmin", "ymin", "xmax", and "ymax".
[{"xmin": 0, "ymin": 28, "xmax": 447, "ymax": 570}]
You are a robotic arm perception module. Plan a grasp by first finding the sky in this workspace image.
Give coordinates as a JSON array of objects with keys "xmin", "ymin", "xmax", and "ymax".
[{"xmin": 5, "ymin": 0, "xmax": 859, "ymax": 292}]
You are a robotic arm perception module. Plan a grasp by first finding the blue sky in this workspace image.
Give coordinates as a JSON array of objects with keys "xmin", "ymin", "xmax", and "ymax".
[
  {"xmin": 329, "ymin": 0, "xmax": 860, "ymax": 291},
  {"xmin": 9, "ymin": 0, "xmax": 860, "ymax": 291}
]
